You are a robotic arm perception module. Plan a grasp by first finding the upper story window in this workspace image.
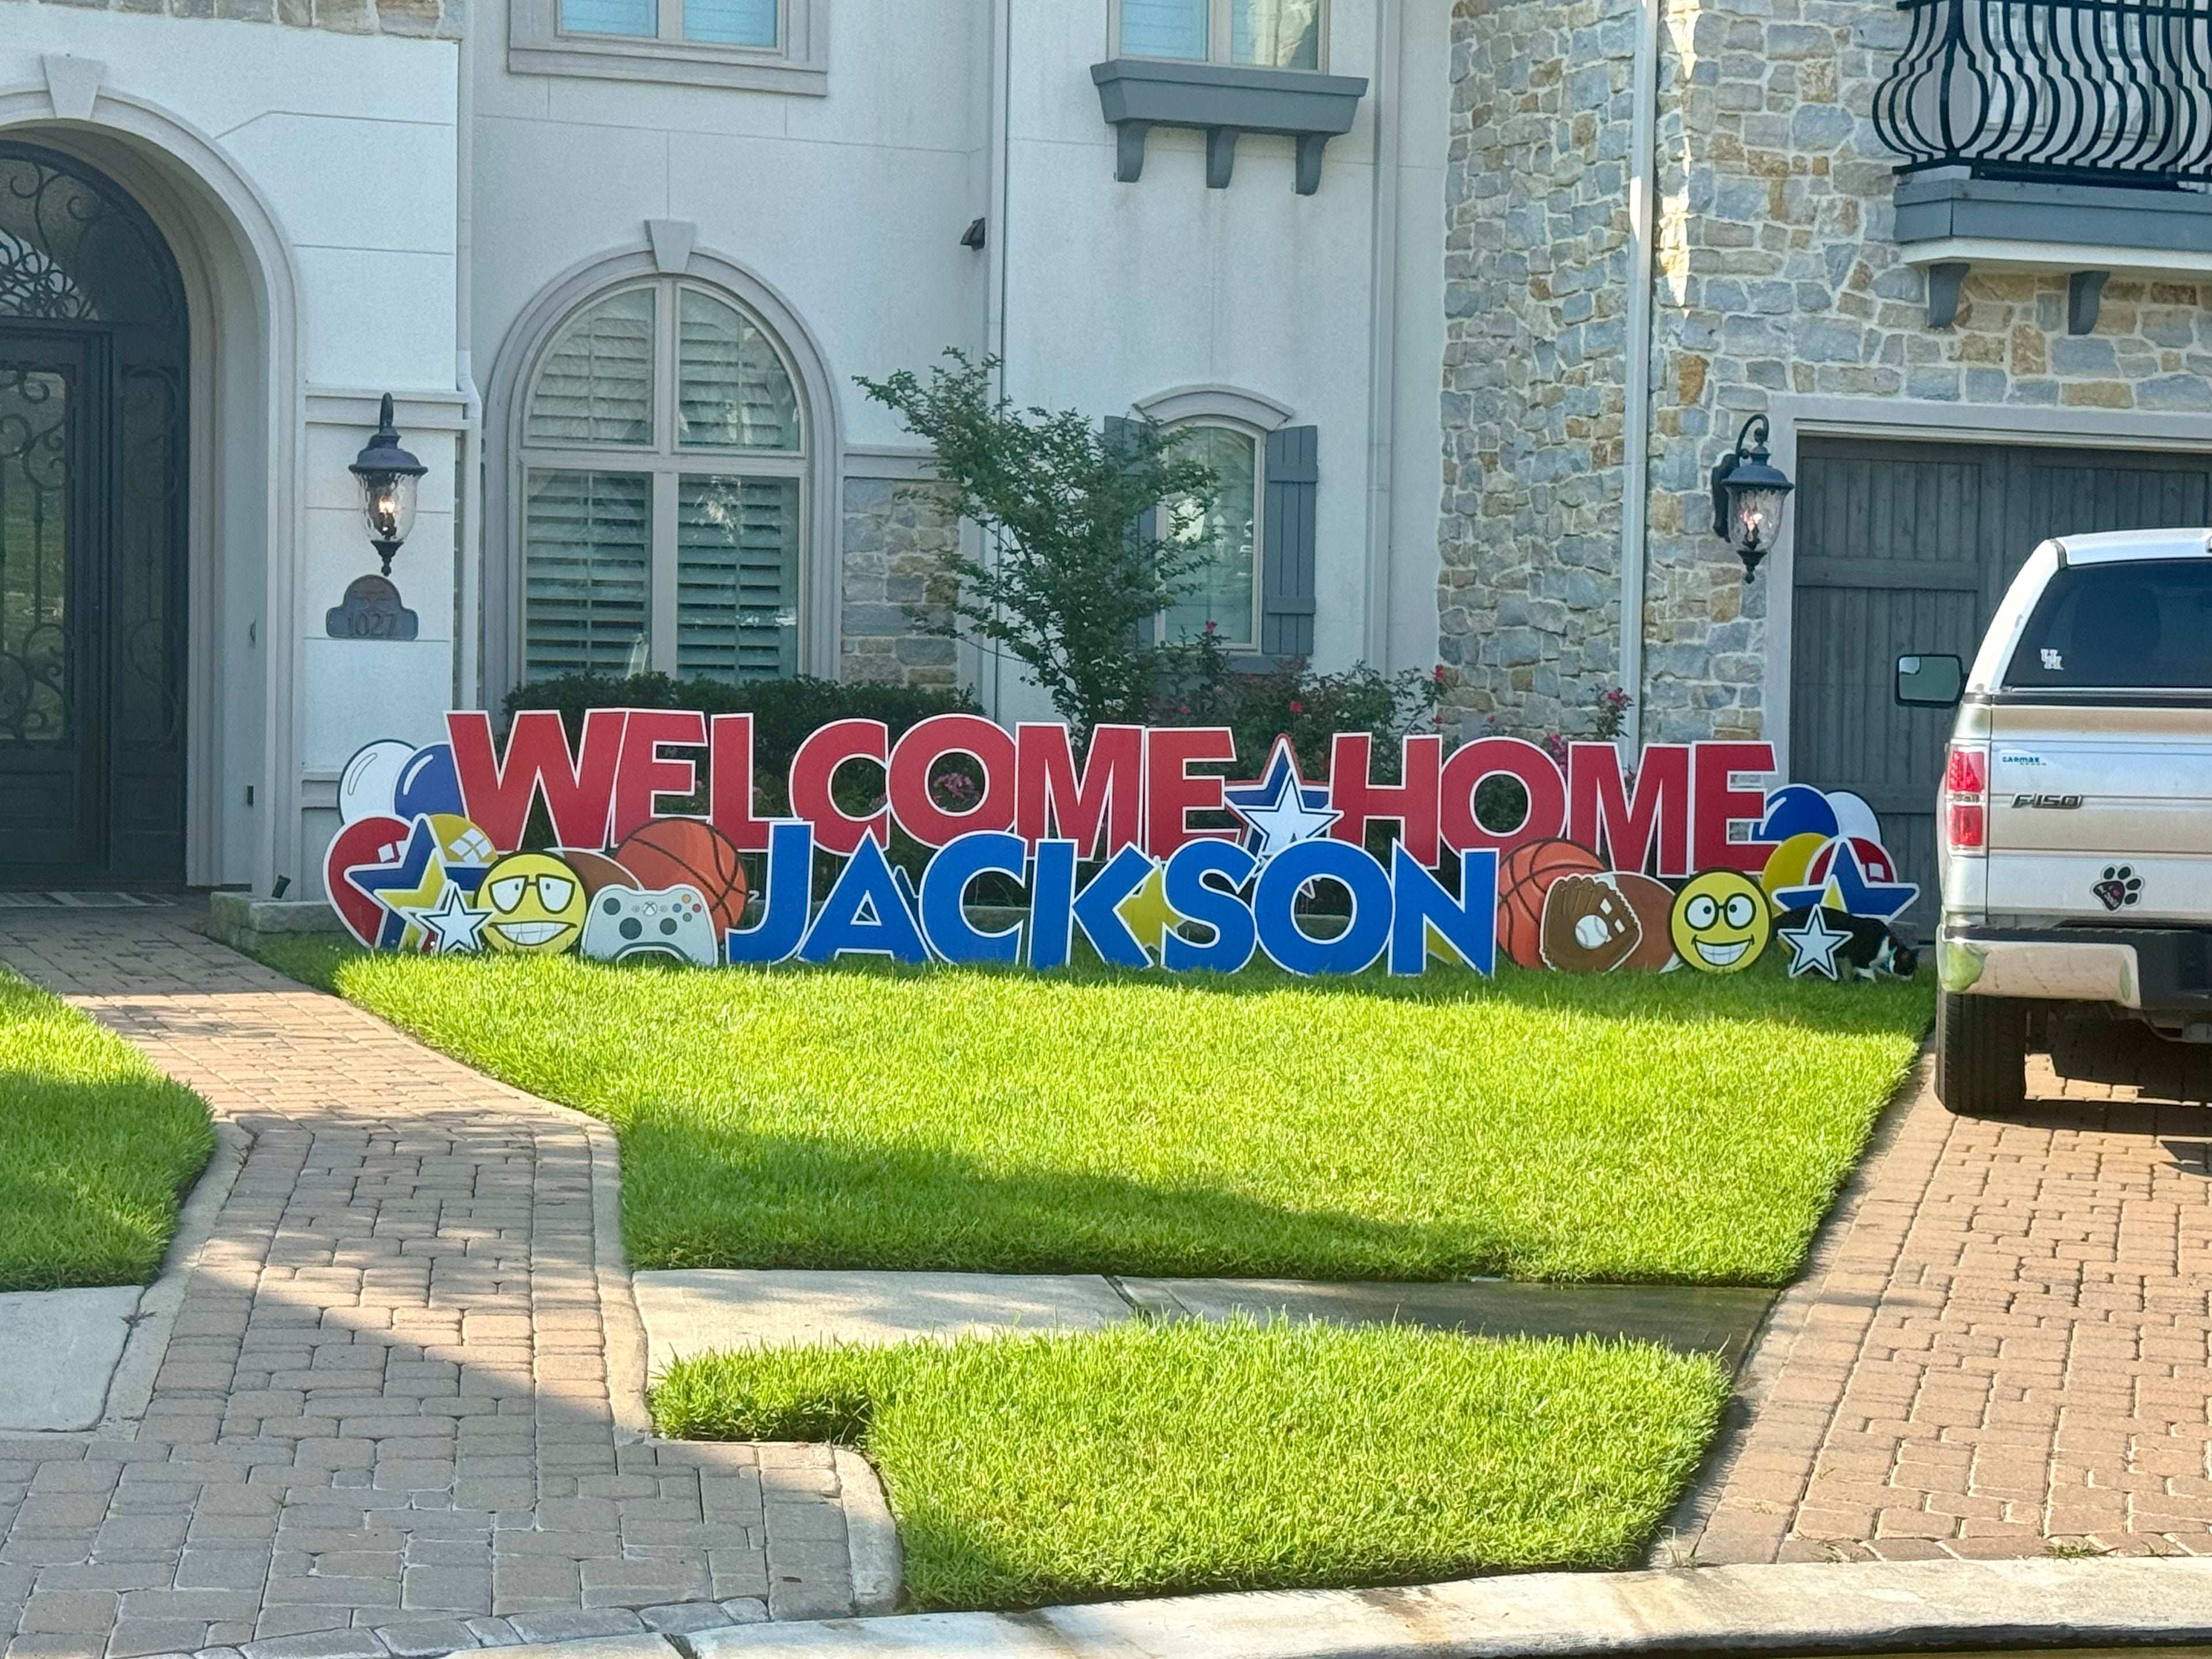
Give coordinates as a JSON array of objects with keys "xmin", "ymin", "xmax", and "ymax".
[
  {"xmin": 1161, "ymin": 423, "xmax": 1262, "ymax": 648},
  {"xmin": 510, "ymin": 0, "xmax": 826, "ymax": 92},
  {"xmin": 1117, "ymin": 0, "xmax": 1323, "ymax": 70},
  {"xmin": 561, "ymin": 0, "xmax": 774, "ymax": 44},
  {"xmin": 520, "ymin": 277, "xmax": 806, "ymax": 684}
]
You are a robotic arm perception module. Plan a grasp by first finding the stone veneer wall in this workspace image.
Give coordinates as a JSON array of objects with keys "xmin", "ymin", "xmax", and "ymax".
[
  {"xmin": 1440, "ymin": 0, "xmax": 2212, "ymax": 747},
  {"xmin": 2, "ymin": 0, "xmax": 462, "ymax": 37},
  {"xmin": 1438, "ymin": 0, "xmax": 1643, "ymax": 744},
  {"xmin": 838, "ymin": 476, "xmax": 961, "ymax": 690}
]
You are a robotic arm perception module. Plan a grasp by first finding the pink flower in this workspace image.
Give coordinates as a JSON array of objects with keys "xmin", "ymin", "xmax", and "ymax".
[{"xmin": 1289, "ymin": 700, "xmax": 1304, "ymax": 714}]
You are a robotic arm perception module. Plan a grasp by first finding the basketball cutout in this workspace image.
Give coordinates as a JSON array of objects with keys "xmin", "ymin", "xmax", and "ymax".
[
  {"xmin": 613, "ymin": 819, "xmax": 749, "ymax": 940},
  {"xmin": 1496, "ymin": 839, "xmax": 1604, "ymax": 969}
]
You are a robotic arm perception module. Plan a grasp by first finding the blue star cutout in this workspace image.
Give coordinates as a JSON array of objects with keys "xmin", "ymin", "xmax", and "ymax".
[
  {"xmin": 1224, "ymin": 738, "xmax": 1340, "ymax": 862},
  {"xmin": 1776, "ymin": 837, "xmax": 1918, "ymax": 923}
]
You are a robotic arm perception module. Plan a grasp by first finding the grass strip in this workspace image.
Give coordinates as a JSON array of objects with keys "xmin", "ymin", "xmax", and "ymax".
[
  {"xmin": 653, "ymin": 1319, "xmax": 1729, "ymax": 1610},
  {"xmin": 0, "ymin": 966, "xmax": 215, "ymax": 1290},
  {"xmin": 264, "ymin": 938, "xmax": 1928, "ymax": 1286}
]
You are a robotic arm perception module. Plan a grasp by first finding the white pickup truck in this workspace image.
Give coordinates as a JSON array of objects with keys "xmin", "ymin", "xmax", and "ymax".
[{"xmin": 1896, "ymin": 528, "xmax": 2212, "ymax": 1116}]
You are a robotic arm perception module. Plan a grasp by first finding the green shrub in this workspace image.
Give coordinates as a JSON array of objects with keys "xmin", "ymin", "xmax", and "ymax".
[
  {"xmin": 504, "ymin": 672, "xmax": 977, "ymax": 793},
  {"xmin": 1149, "ymin": 628, "xmax": 1448, "ymax": 781}
]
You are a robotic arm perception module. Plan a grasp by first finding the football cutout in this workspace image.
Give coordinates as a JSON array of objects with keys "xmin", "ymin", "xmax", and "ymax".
[
  {"xmin": 1496, "ymin": 839, "xmax": 1605, "ymax": 969},
  {"xmin": 561, "ymin": 849, "xmax": 642, "ymax": 900},
  {"xmin": 613, "ymin": 819, "xmax": 749, "ymax": 940},
  {"xmin": 1612, "ymin": 873, "xmax": 1680, "ymax": 971}
]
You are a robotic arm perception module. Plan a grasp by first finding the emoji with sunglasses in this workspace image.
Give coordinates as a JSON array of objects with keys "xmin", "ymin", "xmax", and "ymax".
[{"xmin": 480, "ymin": 852, "xmax": 589, "ymax": 955}]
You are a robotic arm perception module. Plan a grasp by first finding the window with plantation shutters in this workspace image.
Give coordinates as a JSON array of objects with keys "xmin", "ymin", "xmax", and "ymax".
[{"xmin": 521, "ymin": 278, "xmax": 805, "ymax": 683}]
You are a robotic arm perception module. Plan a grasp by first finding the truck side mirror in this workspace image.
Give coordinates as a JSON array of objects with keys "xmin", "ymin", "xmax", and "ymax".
[{"xmin": 1895, "ymin": 653, "xmax": 1965, "ymax": 709}]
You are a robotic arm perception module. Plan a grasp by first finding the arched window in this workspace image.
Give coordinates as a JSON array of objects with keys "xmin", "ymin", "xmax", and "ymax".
[{"xmin": 520, "ymin": 276, "xmax": 805, "ymax": 683}]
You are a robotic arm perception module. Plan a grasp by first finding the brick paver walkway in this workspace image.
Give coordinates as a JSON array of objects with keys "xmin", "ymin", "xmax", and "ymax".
[
  {"xmin": 1680, "ymin": 1023, "xmax": 2212, "ymax": 1564},
  {"xmin": 0, "ymin": 908, "xmax": 871, "ymax": 1659}
]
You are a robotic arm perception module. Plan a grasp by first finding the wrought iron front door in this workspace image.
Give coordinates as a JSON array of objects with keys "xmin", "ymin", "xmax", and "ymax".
[
  {"xmin": 0, "ymin": 142, "xmax": 190, "ymax": 887},
  {"xmin": 0, "ymin": 335, "xmax": 97, "ymax": 873}
]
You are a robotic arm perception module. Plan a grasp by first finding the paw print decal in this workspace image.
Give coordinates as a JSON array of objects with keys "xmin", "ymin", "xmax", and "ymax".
[{"xmin": 2093, "ymin": 865, "xmax": 2143, "ymax": 912}]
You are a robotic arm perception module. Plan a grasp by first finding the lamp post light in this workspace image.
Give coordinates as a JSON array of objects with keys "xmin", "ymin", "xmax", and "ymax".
[
  {"xmin": 1709, "ymin": 414, "xmax": 1794, "ymax": 581},
  {"xmin": 349, "ymin": 393, "xmax": 426, "ymax": 578}
]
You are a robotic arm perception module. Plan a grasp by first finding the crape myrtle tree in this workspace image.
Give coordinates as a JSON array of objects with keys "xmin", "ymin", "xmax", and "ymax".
[{"xmin": 858, "ymin": 350, "xmax": 1217, "ymax": 739}]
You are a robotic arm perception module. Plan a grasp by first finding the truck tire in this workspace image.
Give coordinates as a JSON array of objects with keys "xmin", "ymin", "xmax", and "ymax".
[{"xmin": 1936, "ymin": 989, "xmax": 2028, "ymax": 1116}]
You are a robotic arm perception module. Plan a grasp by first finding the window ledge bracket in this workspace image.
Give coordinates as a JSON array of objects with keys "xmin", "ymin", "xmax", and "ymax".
[{"xmin": 1091, "ymin": 58, "xmax": 1368, "ymax": 195}]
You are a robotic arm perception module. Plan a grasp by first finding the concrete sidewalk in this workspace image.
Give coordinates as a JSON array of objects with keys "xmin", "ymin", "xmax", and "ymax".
[
  {"xmin": 632, "ymin": 1272, "xmax": 1772, "ymax": 1372},
  {"xmin": 482, "ymin": 1555, "xmax": 2212, "ymax": 1659}
]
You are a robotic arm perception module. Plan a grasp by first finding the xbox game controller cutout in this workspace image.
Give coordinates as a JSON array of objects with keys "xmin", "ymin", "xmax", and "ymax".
[{"xmin": 578, "ymin": 884, "xmax": 719, "ymax": 968}]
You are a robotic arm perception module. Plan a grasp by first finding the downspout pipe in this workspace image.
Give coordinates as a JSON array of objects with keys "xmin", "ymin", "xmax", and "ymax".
[
  {"xmin": 1361, "ymin": 0, "xmax": 1402, "ymax": 672},
  {"xmin": 1617, "ymin": 0, "xmax": 1661, "ymax": 753},
  {"xmin": 455, "ymin": 12, "xmax": 485, "ymax": 709},
  {"xmin": 982, "ymin": 0, "xmax": 1013, "ymax": 721}
]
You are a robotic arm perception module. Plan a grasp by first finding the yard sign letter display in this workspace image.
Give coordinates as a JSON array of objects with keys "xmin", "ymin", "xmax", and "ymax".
[{"xmin": 324, "ymin": 711, "xmax": 1919, "ymax": 980}]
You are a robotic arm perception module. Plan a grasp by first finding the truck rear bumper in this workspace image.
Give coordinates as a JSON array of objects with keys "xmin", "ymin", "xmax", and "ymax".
[{"xmin": 1941, "ymin": 924, "xmax": 2212, "ymax": 1012}]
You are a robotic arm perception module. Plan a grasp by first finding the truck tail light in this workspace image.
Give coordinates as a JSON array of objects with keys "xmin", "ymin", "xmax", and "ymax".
[{"xmin": 1944, "ymin": 741, "xmax": 1988, "ymax": 853}]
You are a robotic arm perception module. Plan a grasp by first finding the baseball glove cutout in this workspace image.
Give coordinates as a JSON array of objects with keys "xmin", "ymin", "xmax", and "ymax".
[{"xmin": 1540, "ymin": 872, "xmax": 1645, "ymax": 973}]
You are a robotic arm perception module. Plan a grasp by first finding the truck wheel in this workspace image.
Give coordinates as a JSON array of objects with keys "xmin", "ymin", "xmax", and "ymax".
[{"xmin": 1936, "ymin": 990, "xmax": 2028, "ymax": 1116}]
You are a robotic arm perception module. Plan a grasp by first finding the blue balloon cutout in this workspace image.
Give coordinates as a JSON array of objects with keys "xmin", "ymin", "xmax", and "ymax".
[
  {"xmin": 393, "ymin": 743, "xmax": 466, "ymax": 820},
  {"xmin": 1756, "ymin": 783, "xmax": 1839, "ymax": 845}
]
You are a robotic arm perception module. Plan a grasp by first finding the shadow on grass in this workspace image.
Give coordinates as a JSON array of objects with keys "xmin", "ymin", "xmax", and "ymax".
[
  {"xmin": 620, "ymin": 1119, "xmax": 1533, "ymax": 1282},
  {"xmin": 264, "ymin": 931, "xmax": 1933, "ymax": 1042}
]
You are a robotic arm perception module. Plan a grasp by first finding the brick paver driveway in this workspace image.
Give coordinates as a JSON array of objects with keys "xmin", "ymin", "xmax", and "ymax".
[
  {"xmin": 1680, "ymin": 1024, "xmax": 2212, "ymax": 1563},
  {"xmin": 0, "ymin": 907, "xmax": 873, "ymax": 1659}
]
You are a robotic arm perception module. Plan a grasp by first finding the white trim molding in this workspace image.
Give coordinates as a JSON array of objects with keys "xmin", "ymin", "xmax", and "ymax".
[
  {"xmin": 509, "ymin": 0, "xmax": 828, "ymax": 93},
  {"xmin": 845, "ymin": 444, "xmax": 937, "ymax": 482},
  {"xmin": 1134, "ymin": 384, "xmax": 1294, "ymax": 430},
  {"xmin": 1898, "ymin": 237, "xmax": 2212, "ymax": 283},
  {"xmin": 1759, "ymin": 393, "xmax": 2212, "ymax": 779},
  {"xmin": 482, "ymin": 238, "xmax": 846, "ymax": 700}
]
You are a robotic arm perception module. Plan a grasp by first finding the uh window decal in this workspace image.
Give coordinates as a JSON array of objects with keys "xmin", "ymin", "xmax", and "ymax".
[{"xmin": 323, "ymin": 711, "xmax": 1921, "ymax": 981}]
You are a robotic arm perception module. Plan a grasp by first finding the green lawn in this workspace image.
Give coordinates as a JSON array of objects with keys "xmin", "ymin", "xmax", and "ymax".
[
  {"xmin": 0, "ymin": 967, "xmax": 215, "ymax": 1290},
  {"xmin": 652, "ymin": 1319, "xmax": 1729, "ymax": 1610},
  {"xmin": 264, "ymin": 941, "xmax": 1929, "ymax": 1285}
]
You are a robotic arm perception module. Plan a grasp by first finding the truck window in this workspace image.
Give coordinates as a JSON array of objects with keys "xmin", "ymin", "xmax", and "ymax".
[{"xmin": 2004, "ymin": 560, "xmax": 2212, "ymax": 691}]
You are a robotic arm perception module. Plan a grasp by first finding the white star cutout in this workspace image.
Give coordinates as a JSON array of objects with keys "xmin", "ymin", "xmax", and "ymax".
[
  {"xmin": 1224, "ymin": 738, "xmax": 1341, "ymax": 863},
  {"xmin": 405, "ymin": 882, "xmax": 491, "ymax": 955},
  {"xmin": 1779, "ymin": 907, "xmax": 1852, "ymax": 980}
]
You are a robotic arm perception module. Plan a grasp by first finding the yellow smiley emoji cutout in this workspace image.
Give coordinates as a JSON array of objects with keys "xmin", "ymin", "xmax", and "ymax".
[
  {"xmin": 481, "ymin": 852, "xmax": 588, "ymax": 955},
  {"xmin": 1670, "ymin": 869, "xmax": 1772, "ymax": 974}
]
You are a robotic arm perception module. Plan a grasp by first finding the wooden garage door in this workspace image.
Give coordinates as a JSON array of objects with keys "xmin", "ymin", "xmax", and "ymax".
[{"xmin": 1790, "ymin": 437, "xmax": 2212, "ymax": 935}]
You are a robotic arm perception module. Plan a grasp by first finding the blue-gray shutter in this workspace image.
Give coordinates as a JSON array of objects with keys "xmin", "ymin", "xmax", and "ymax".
[
  {"xmin": 1105, "ymin": 416, "xmax": 1160, "ymax": 645},
  {"xmin": 1262, "ymin": 425, "xmax": 1317, "ymax": 660}
]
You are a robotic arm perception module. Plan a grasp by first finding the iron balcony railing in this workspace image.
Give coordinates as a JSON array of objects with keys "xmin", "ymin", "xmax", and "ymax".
[{"xmin": 1874, "ymin": 0, "xmax": 2212, "ymax": 186}]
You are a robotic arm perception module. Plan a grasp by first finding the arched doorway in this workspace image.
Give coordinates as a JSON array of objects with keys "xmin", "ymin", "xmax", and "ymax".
[{"xmin": 0, "ymin": 141, "xmax": 188, "ymax": 884}]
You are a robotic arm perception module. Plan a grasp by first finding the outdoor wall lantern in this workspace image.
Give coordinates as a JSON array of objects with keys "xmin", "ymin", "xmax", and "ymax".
[
  {"xmin": 350, "ymin": 393, "xmax": 426, "ymax": 577},
  {"xmin": 1710, "ymin": 414, "xmax": 1794, "ymax": 581},
  {"xmin": 329, "ymin": 393, "xmax": 426, "ymax": 642}
]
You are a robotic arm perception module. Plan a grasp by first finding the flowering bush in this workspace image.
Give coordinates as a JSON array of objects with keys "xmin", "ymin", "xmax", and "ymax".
[{"xmin": 1147, "ymin": 625, "xmax": 1448, "ymax": 781}]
